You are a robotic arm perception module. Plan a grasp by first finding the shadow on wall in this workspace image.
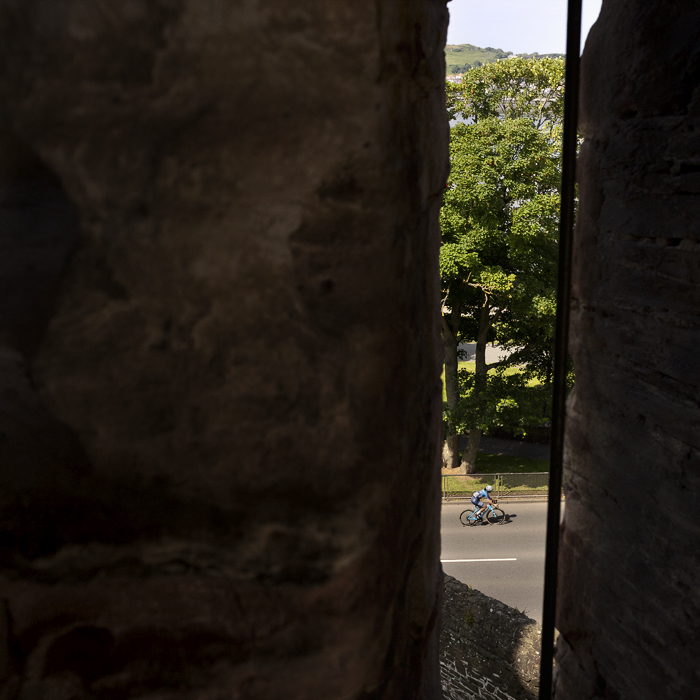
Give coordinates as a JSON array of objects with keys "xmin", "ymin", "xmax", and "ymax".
[
  {"xmin": 440, "ymin": 576, "xmax": 541, "ymax": 700},
  {"xmin": 0, "ymin": 132, "xmax": 91, "ymax": 559},
  {"xmin": 0, "ymin": 133, "xmax": 81, "ymax": 356}
]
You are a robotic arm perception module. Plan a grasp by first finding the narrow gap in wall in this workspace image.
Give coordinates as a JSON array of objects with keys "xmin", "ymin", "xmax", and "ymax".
[{"xmin": 437, "ymin": 1, "xmax": 601, "ymax": 698}]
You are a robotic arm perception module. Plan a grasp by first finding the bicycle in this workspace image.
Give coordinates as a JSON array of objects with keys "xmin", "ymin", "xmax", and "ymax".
[{"xmin": 459, "ymin": 501, "xmax": 506, "ymax": 526}]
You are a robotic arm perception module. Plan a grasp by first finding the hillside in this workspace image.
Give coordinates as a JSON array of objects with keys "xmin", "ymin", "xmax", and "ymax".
[
  {"xmin": 445, "ymin": 44, "xmax": 509, "ymax": 74},
  {"xmin": 445, "ymin": 43, "xmax": 564, "ymax": 75}
]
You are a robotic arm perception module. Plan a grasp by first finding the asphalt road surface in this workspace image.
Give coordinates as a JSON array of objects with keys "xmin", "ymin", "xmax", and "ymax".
[{"xmin": 441, "ymin": 500, "xmax": 552, "ymax": 623}]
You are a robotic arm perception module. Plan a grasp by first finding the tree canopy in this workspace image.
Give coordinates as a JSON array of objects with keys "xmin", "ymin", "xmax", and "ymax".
[
  {"xmin": 446, "ymin": 56, "xmax": 565, "ymax": 133},
  {"xmin": 440, "ymin": 57, "xmax": 567, "ymax": 473}
]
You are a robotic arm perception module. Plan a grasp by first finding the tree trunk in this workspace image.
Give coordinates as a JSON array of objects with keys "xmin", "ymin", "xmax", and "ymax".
[
  {"xmin": 460, "ymin": 428, "xmax": 482, "ymax": 474},
  {"xmin": 442, "ymin": 435, "xmax": 460, "ymax": 470},
  {"xmin": 442, "ymin": 307, "xmax": 461, "ymax": 471},
  {"xmin": 459, "ymin": 300, "xmax": 490, "ymax": 473}
]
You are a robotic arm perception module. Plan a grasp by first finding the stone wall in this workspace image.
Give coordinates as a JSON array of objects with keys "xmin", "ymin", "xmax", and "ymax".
[
  {"xmin": 556, "ymin": 1, "xmax": 700, "ymax": 698},
  {"xmin": 441, "ymin": 576, "xmax": 541, "ymax": 700},
  {"xmin": 0, "ymin": 1, "xmax": 449, "ymax": 698}
]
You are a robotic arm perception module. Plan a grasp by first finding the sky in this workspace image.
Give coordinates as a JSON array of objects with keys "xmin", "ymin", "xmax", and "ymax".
[{"xmin": 446, "ymin": 0, "xmax": 604, "ymax": 55}]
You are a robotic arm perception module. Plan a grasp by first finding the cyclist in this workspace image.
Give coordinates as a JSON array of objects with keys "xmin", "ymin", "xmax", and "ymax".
[{"xmin": 471, "ymin": 485, "xmax": 497, "ymax": 520}]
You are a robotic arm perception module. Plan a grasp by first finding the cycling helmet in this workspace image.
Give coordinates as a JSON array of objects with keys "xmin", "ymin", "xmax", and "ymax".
[{"xmin": 485, "ymin": 485, "xmax": 493, "ymax": 492}]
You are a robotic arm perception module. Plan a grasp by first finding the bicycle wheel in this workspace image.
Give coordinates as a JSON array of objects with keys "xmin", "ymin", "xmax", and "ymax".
[
  {"xmin": 459, "ymin": 509, "xmax": 479, "ymax": 526},
  {"xmin": 484, "ymin": 507, "xmax": 505, "ymax": 525}
]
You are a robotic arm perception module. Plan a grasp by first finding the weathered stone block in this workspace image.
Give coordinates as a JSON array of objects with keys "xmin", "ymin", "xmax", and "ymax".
[
  {"xmin": 556, "ymin": 1, "xmax": 700, "ymax": 698},
  {"xmin": 0, "ymin": 1, "xmax": 449, "ymax": 697}
]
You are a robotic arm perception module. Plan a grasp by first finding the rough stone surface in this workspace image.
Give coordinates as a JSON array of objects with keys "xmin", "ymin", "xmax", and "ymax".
[
  {"xmin": 440, "ymin": 576, "xmax": 541, "ymax": 700},
  {"xmin": 0, "ymin": 1, "xmax": 449, "ymax": 698},
  {"xmin": 556, "ymin": 1, "xmax": 700, "ymax": 698}
]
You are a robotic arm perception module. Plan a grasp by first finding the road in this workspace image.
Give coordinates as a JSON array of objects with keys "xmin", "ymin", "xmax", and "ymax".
[{"xmin": 441, "ymin": 500, "xmax": 553, "ymax": 623}]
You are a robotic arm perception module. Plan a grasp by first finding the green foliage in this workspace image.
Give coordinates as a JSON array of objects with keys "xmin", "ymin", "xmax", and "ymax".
[
  {"xmin": 446, "ymin": 57, "xmax": 565, "ymax": 136},
  {"xmin": 448, "ymin": 368, "xmax": 552, "ymax": 436},
  {"xmin": 440, "ymin": 115, "xmax": 561, "ymax": 363},
  {"xmin": 515, "ymin": 52, "xmax": 564, "ymax": 60},
  {"xmin": 441, "ymin": 362, "xmax": 540, "ymax": 403},
  {"xmin": 441, "ymin": 58, "xmax": 572, "ymax": 447}
]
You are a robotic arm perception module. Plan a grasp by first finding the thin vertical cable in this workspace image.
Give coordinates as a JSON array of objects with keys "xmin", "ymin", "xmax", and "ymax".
[{"xmin": 538, "ymin": 0, "xmax": 581, "ymax": 698}]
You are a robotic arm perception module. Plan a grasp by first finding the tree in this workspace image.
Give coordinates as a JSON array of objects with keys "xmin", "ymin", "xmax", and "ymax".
[
  {"xmin": 441, "ymin": 58, "xmax": 566, "ymax": 473},
  {"xmin": 446, "ymin": 56, "xmax": 565, "ymax": 132}
]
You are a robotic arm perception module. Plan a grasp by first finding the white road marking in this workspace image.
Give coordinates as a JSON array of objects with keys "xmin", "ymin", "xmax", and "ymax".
[{"xmin": 441, "ymin": 558, "xmax": 517, "ymax": 563}]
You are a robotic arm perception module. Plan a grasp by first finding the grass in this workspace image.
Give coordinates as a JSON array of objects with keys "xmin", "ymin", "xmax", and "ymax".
[
  {"xmin": 444, "ymin": 45, "xmax": 564, "ymax": 76},
  {"xmin": 443, "ymin": 472, "xmax": 550, "ymax": 495},
  {"xmin": 444, "ymin": 476, "xmax": 492, "ymax": 493},
  {"xmin": 474, "ymin": 452, "xmax": 548, "ymax": 474},
  {"xmin": 443, "ymin": 451, "xmax": 549, "ymax": 495},
  {"xmin": 445, "ymin": 44, "xmax": 507, "ymax": 74}
]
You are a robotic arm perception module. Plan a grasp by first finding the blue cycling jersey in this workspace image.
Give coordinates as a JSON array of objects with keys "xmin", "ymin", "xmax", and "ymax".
[{"xmin": 473, "ymin": 488, "xmax": 489, "ymax": 500}]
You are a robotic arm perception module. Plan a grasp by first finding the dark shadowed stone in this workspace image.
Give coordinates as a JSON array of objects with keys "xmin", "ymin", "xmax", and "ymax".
[
  {"xmin": 556, "ymin": 1, "xmax": 700, "ymax": 698},
  {"xmin": 0, "ymin": 1, "xmax": 449, "ymax": 697},
  {"xmin": 440, "ymin": 576, "xmax": 540, "ymax": 700}
]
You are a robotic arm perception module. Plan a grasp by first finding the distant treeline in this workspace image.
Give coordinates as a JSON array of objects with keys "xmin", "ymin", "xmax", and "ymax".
[{"xmin": 445, "ymin": 43, "xmax": 565, "ymax": 75}]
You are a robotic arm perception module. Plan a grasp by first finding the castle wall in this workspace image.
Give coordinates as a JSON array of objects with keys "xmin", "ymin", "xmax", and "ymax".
[
  {"xmin": 556, "ymin": 2, "xmax": 700, "ymax": 697},
  {"xmin": 0, "ymin": 2, "xmax": 449, "ymax": 697}
]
